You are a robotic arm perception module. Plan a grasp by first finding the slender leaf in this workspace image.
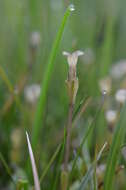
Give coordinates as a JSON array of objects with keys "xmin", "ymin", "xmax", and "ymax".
[
  {"xmin": 32, "ymin": 4, "xmax": 74, "ymax": 148},
  {"xmin": 40, "ymin": 143, "xmax": 61, "ymax": 183},
  {"xmin": 26, "ymin": 132, "xmax": 40, "ymax": 190},
  {"xmin": 78, "ymin": 142, "xmax": 107, "ymax": 190},
  {"xmin": 16, "ymin": 179, "xmax": 29, "ymax": 190},
  {"xmin": 104, "ymin": 103, "xmax": 126, "ymax": 190}
]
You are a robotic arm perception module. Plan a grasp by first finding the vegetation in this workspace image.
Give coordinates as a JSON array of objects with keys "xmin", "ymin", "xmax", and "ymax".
[{"xmin": 0, "ymin": 0, "xmax": 126, "ymax": 189}]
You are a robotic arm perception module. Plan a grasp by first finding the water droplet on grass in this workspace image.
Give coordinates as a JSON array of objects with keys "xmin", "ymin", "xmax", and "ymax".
[
  {"xmin": 69, "ymin": 4, "xmax": 75, "ymax": 11},
  {"xmin": 102, "ymin": 90, "xmax": 107, "ymax": 96}
]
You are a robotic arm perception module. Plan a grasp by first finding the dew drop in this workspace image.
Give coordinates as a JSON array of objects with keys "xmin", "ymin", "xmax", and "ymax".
[
  {"xmin": 102, "ymin": 90, "xmax": 107, "ymax": 96},
  {"xmin": 69, "ymin": 4, "xmax": 75, "ymax": 11}
]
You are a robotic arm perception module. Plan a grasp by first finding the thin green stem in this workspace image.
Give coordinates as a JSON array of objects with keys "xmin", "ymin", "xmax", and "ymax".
[{"xmin": 40, "ymin": 143, "xmax": 61, "ymax": 183}]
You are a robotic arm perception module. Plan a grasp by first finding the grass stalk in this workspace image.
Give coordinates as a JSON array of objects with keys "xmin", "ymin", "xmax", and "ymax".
[
  {"xmin": 40, "ymin": 143, "xmax": 61, "ymax": 183},
  {"xmin": 32, "ymin": 5, "xmax": 74, "ymax": 148},
  {"xmin": 64, "ymin": 103, "xmax": 74, "ymax": 171}
]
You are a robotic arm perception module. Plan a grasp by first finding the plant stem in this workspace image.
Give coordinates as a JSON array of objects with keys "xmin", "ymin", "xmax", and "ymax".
[{"xmin": 64, "ymin": 103, "xmax": 74, "ymax": 171}]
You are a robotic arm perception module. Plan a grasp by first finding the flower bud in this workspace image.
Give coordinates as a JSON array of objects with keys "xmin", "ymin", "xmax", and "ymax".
[
  {"xmin": 24, "ymin": 83, "xmax": 41, "ymax": 105},
  {"xmin": 30, "ymin": 31, "xmax": 41, "ymax": 49},
  {"xmin": 63, "ymin": 50, "xmax": 84, "ymax": 104}
]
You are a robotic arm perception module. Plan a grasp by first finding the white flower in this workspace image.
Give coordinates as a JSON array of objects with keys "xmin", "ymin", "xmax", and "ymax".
[
  {"xmin": 24, "ymin": 84, "xmax": 41, "ymax": 104},
  {"xmin": 63, "ymin": 50, "xmax": 84, "ymax": 67},
  {"xmin": 96, "ymin": 164, "xmax": 106, "ymax": 176},
  {"xmin": 30, "ymin": 31, "xmax": 41, "ymax": 49},
  {"xmin": 105, "ymin": 110, "xmax": 117, "ymax": 124},
  {"xmin": 115, "ymin": 89, "xmax": 126, "ymax": 104},
  {"xmin": 63, "ymin": 50, "xmax": 84, "ymax": 104},
  {"xmin": 63, "ymin": 50, "xmax": 84, "ymax": 81},
  {"xmin": 110, "ymin": 60, "xmax": 126, "ymax": 79}
]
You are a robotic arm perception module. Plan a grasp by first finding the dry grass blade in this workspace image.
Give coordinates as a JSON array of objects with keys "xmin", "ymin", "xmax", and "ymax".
[{"xmin": 26, "ymin": 132, "xmax": 40, "ymax": 190}]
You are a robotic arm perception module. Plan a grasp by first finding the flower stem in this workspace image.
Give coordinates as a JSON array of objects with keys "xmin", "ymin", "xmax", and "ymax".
[{"xmin": 64, "ymin": 103, "xmax": 74, "ymax": 171}]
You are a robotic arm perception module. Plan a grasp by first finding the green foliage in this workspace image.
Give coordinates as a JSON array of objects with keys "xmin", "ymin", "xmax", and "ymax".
[
  {"xmin": 32, "ymin": 5, "xmax": 73, "ymax": 148},
  {"xmin": 104, "ymin": 103, "xmax": 126, "ymax": 190},
  {"xmin": 0, "ymin": 0, "xmax": 126, "ymax": 189}
]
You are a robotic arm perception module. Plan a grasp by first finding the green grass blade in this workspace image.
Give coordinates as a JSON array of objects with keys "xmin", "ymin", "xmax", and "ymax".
[
  {"xmin": 0, "ymin": 65, "xmax": 13, "ymax": 93},
  {"xmin": 32, "ymin": 4, "xmax": 74, "ymax": 148},
  {"xmin": 40, "ymin": 143, "xmax": 61, "ymax": 183},
  {"xmin": 104, "ymin": 103, "xmax": 126, "ymax": 190},
  {"xmin": 78, "ymin": 142, "xmax": 107, "ymax": 190},
  {"xmin": 73, "ymin": 97, "xmax": 91, "ymax": 125},
  {"xmin": 16, "ymin": 179, "xmax": 29, "ymax": 190},
  {"xmin": 0, "ymin": 152, "xmax": 15, "ymax": 185},
  {"xmin": 72, "ymin": 96, "xmax": 87, "ymax": 121},
  {"xmin": 52, "ymin": 128, "xmax": 66, "ymax": 190}
]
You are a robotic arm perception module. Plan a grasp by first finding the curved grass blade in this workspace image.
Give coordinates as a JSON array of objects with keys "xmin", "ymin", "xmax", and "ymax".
[
  {"xmin": 26, "ymin": 132, "xmax": 40, "ymax": 190},
  {"xmin": 52, "ymin": 128, "xmax": 66, "ymax": 190},
  {"xmin": 40, "ymin": 143, "xmax": 61, "ymax": 183},
  {"xmin": 78, "ymin": 142, "xmax": 107, "ymax": 190},
  {"xmin": 104, "ymin": 103, "xmax": 126, "ymax": 190},
  {"xmin": 73, "ymin": 97, "xmax": 91, "ymax": 125},
  {"xmin": 0, "ymin": 65, "xmax": 13, "ymax": 93},
  {"xmin": 32, "ymin": 4, "xmax": 75, "ymax": 148}
]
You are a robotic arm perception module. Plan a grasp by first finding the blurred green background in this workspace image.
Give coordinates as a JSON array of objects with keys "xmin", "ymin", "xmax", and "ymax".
[{"xmin": 1, "ymin": 0, "xmax": 126, "ymax": 189}]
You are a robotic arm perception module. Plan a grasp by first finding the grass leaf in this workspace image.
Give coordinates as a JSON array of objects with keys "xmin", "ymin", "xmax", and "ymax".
[
  {"xmin": 32, "ymin": 5, "xmax": 74, "ymax": 148},
  {"xmin": 40, "ymin": 143, "xmax": 61, "ymax": 183},
  {"xmin": 78, "ymin": 142, "xmax": 107, "ymax": 190},
  {"xmin": 104, "ymin": 103, "xmax": 126, "ymax": 190}
]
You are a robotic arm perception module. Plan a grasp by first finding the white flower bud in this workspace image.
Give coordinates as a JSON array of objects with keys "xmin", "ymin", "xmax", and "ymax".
[
  {"xmin": 105, "ymin": 110, "xmax": 117, "ymax": 124},
  {"xmin": 30, "ymin": 32, "xmax": 41, "ymax": 49},
  {"xmin": 99, "ymin": 77, "xmax": 111, "ymax": 94},
  {"xmin": 110, "ymin": 60, "xmax": 126, "ymax": 79},
  {"xmin": 24, "ymin": 84, "xmax": 41, "ymax": 104},
  {"xmin": 63, "ymin": 50, "xmax": 84, "ymax": 81},
  {"xmin": 63, "ymin": 50, "xmax": 84, "ymax": 104},
  {"xmin": 115, "ymin": 89, "xmax": 126, "ymax": 104}
]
